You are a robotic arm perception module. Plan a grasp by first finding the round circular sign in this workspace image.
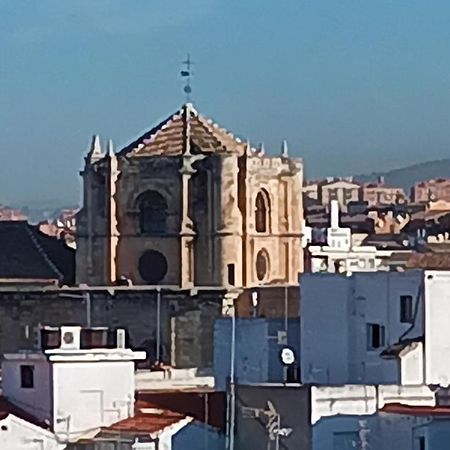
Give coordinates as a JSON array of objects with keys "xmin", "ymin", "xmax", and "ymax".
[{"xmin": 280, "ymin": 348, "xmax": 295, "ymax": 365}]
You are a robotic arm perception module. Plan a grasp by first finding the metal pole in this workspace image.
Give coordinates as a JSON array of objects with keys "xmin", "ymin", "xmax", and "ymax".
[
  {"xmin": 229, "ymin": 302, "xmax": 236, "ymax": 450},
  {"xmin": 156, "ymin": 288, "xmax": 161, "ymax": 363},
  {"xmin": 284, "ymin": 286, "xmax": 288, "ymax": 384},
  {"xmin": 85, "ymin": 291, "xmax": 91, "ymax": 327},
  {"xmin": 204, "ymin": 392, "xmax": 209, "ymax": 450},
  {"xmin": 284, "ymin": 286, "xmax": 288, "ymax": 335}
]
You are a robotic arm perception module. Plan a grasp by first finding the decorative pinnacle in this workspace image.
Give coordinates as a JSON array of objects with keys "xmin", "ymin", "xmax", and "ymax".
[
  {"xmin": 258, "ymin": 142, "xmax": 265, "ymax": 156},
  {"xmin": 245, "ymin": 139, "xmax": 253, "ymax": 156},
  {"xmin": 281, "ymin": 139, "xmax": 289, "ymax": 158},
  {"xmin": 107, "ymin": 139, "xmax": 114, "ymax": 156},
  {"xmin": 87, "ymin": 135, "xmax": 103, "ymax": 160}
]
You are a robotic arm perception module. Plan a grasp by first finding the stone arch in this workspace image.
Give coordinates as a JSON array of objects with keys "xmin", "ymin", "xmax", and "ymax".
[
  {"xmin": 255, "ymin": 189, "xmax": 271, "ymax": 233},
  {"xmin": 137, "ymin": 190, "xmax": 168, "ymax": 234}
]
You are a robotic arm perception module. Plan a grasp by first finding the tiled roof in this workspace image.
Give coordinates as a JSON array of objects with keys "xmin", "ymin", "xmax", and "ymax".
[
  {"xmin": 119, "ymin": 104, "xmax": 246, "ymax": 157},
  {"xmin": 102, "ymin": 400, "xmax": 189, "ymax": 435},
  {"xmin": 381, "ymin": 403, "xmax": 450, "ymax": 416},
  {"xmin": 137, "ymin": 390, "xmax": 226, "ymax": 431},
  {"xmin": 0, "ymin": 221, "xmax": 75, "ymax": 284},
  {"xmin": 406, "ymin": 253, "xmax": 450, "ymax": 269}
]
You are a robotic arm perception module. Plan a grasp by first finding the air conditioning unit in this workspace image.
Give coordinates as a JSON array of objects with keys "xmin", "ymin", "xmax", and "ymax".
[{"xmin": 60, "ymin": 326, "xmax": 81, "ymax": 350}]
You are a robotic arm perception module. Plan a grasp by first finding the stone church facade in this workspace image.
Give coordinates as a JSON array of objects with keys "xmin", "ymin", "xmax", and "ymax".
[{"xmin": 76, "ymin": 104, "xmax": 303, "ymax": 291}]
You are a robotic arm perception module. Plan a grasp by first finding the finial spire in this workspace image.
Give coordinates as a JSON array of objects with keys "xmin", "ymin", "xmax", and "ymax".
[
  {"xmin": 245, "ymin": 139, "xmax": 252, "ymax": 156},
  {"xmin": 107, "ymin": 139, "xmax": 114, "ymax": 156},
  {"xmin": 181, "ymin": 53, "xmax": 194, "ymax": 103},
  {"xmin": 258, "ymin": 142, "xmax": 265, "ymax": 156},
  {"xmin": 281, "ymin": 139, "xmax": 289, "ymax": 158},
  {"xmin": 87, "ymin": 135, "xmax": 103, "ymax": 161}
]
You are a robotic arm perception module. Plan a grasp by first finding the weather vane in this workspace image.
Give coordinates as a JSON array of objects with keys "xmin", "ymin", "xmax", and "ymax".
[{"xmin": 180, "ymin": 53, "xmax": 193, "ymax": 102}]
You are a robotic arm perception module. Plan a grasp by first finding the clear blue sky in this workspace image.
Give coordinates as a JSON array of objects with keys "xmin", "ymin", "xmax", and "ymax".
[{"xmin": 1, "ymin": 0, "xmax": 450, "ymax": 205}]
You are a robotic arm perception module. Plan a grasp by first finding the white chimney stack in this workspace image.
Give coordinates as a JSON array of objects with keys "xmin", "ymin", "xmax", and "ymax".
[{"xmin": 330, "ymin": 200, "xmax": 340, "ymax": 229}]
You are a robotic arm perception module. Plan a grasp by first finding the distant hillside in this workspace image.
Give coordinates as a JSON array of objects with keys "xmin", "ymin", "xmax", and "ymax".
[{"xmin": 355, "ymin": 159, "xmax": 450, "ymax": 191}]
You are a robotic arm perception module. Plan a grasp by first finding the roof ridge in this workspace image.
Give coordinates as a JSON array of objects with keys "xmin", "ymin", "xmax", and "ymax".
[
  {"xmin": 118, "ymin": 106, "xmax": 185, "ymax": 156},
  {"xmin": 25, "ymin": 225, "xmax": 63, "ymax": 280},
  {"xmin": 119, "ymin": 104, "xmax": 244, "ymax": 157}
]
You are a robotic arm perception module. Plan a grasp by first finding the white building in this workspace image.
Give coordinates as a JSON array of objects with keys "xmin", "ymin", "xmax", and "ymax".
[
  {"xmin": 312, "ymin": 384, "xmax": 450, "ymax": 450},
  {"xmin": 0, "ymin": 326, "xmax": 222, "ymax": 450},
  {"xmin": 301, "ymin": 270, "xmax": 450, "ymax": 386},
  {"xmin": 307, "ymin": 200, "xmax": 392, "ymax": 274}
]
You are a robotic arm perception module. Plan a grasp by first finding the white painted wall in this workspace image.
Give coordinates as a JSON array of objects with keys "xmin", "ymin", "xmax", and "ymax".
[
  {"xmin": 2, "ymin": 356, "xmax": 52, "ymax": 423},
  {"xmin": 52, "ymin": 360, "xmax": 135, "ymax": 441},
  {"xmin": 424, "ymin": 271, "xmax": 450, "ymax": 387},
  {"xmin": 301, "ymin": 271, "xmax": 424, "ymax": 385},
  {"xmin": 0, "ymin": 414, "xmax": 63, "ymax": 450},
  {"xmin": 312, "ymin": 384, "xmax": 436, "ymax": 450},
  {"xmin": 400, "ymin": 342, "xmax": 424, "ymax": 385}
]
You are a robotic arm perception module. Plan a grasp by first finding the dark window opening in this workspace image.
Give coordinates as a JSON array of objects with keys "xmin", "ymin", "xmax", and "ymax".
[
  {"xmin": 138, "ymin": 191, "xmax": 168, "ymax": 235},
  {"xmin": 227, "ymin": 264, "xmax": 235, "ymax": 286},
  {"xmin": 256, "ymin": 249, "xmax": 269, "ymax": 281},
  {"xmin": 418, "ymin": 436, "xmax": 426, "ymax": 450},
  {"xmin": 255, "ymin": 190, "xmax": 270, "ymax": 233},
  {"xmin": 367, "ymin": 323, "xmax": 385, "ymax": 350},
  {"xmin": 138, "ymin": 250, "xmax": 168, "ymax": 284},
  {"xmin": 20, "ymin": 365, "xmax": 34, "ymax": 389},
  {"xmin": 400, "ymin": 295, "xmax": 414, "ymax": 323}
]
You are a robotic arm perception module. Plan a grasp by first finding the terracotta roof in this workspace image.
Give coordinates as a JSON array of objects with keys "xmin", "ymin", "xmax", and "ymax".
[
  {"xmin": 406, "ymin": 253, "xmax": 450, "ymax": 270},
  {"xmin": 381, "ymin": 403, "xmax": 450, "ymax": 416},
  {"xmin": 102, "ymin": 400, "xmax": 189, "ymax": 435},
  {"xmin": 0, "ymin": 221, "xmax": 75, "ymax": 284},
  {"xmin": 137, "ymin": 390, "xmax": 226, "ymax": 431},
  {"xmin": 119, "ymin": 104, "xmax": 246, "ymax": 157}
]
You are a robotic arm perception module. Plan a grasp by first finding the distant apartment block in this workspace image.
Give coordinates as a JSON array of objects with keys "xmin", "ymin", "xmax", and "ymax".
[
  {"xmin": 412, "ymin": 178, "xmax": 450, "ymax": 203},
  {"xmin": 0, "ymin": 206, "xmax": 27, "ymax": 221},
  {"xmin": 361, "ymin": 178, "xmax": 406, "ymax": 206}
]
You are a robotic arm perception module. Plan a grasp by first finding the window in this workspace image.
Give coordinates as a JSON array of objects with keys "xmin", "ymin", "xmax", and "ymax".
[
  {"xmin": 400, "ymin": 295, "xmax": 414, "ymax": 323},
  {"xmin": 138, "ymin": 190, "xmax": 168, "ymax": 234},
  {"xmin": 20, "ymin": 365, "xmax": 34, "ymax": 389},
  {"xmin": 138, "ymin": 250, "xmax": 168, "ymax": 284},
  {"xmin": 256, "ymin": 249, "xmax": 269, "ymax": 281},
  {"xmin": 417, "ymin": 436, "xmax": 426, "ymax": 450},
  {"xmin": 255, "ymin": 190, "xmax": 270, "ymax": 233},
  {"xmin": 227, "ymin": 264, "xmax": 235, "ymax": 286},
  {"xmin": 367, "ymin": 323, "xmax": 385, "ymax": 350}
]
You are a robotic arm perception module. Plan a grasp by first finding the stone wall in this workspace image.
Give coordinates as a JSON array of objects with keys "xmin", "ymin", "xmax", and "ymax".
[{"xmin": 0, "ymin": 288, "xmax": 225, "ymax": 369}]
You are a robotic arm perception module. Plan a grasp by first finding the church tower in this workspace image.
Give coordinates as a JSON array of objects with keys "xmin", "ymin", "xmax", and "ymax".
[{"xmin": 76, "ymin": 104, "xmax": 303, "ymax": 291}]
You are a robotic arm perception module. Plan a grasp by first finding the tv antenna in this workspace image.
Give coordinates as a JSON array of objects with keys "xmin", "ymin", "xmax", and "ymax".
[{"xmin": 180, "ymin": 53, "xmax": 194, "ymax": 102}]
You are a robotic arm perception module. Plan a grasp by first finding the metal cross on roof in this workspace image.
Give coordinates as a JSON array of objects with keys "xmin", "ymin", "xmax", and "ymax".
[{"xmin": 180, "ymin": 53, "xmax": 194, "ymax": 102}]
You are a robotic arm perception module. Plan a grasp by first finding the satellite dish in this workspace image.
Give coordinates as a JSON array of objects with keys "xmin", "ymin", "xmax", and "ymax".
[{"xmin": 280, "ymin": 347, "xmax": 295, "ymax": 366}]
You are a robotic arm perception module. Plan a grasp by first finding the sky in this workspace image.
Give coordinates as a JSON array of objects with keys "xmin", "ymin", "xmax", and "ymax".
[{"xmin": 1, "ymin": 0, "xmax": 450, "ymax": 206}]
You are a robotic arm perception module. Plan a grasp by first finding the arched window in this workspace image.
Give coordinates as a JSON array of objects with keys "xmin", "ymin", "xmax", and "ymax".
[
  {"xmin": 138, "ymin": 191, "xmax": 168, "ymax": 234},
  {"xmin": 256, "ymin": 249, "xmax": 270, "ymax": 282},
  {"xmin": 255, "ymin": 189, "xmax": 270, "ymax": 233}
]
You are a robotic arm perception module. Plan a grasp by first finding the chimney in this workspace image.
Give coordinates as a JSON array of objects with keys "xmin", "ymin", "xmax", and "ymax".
[{"xmin": 330, "ymin": 200, "xmax": 340, "ymax": 229}]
